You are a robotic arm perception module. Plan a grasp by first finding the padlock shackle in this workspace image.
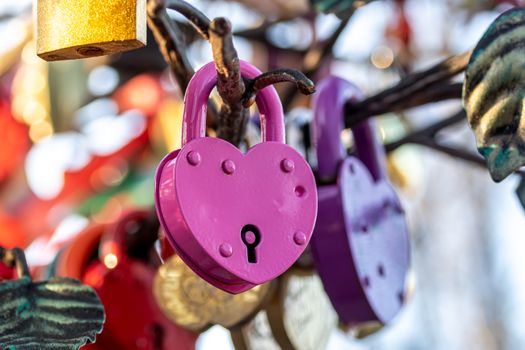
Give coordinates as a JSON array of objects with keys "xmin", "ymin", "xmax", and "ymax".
[
  {"xmin": 57, "ymin": 224, "xmax": 106, "ymax": 279},
  {"xmin": 182, "ymin": 61, "xmax": 285, "ymax": 145},
  {"xmin": 313, "ymin": 76, "xmax": 387, "ymax": 182},
  {"xmin": 352, "ymin": 119, "xmax": 388, "ymax": 182}
]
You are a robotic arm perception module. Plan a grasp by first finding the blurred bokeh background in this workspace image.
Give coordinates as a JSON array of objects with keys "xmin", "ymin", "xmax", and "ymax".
[{"xmin": 1, "ymin": 0, "xmax": 525, "ymax": 349}]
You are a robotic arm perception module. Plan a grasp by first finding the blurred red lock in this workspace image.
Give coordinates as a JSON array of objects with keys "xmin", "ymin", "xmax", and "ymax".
[
  {"xmin": 0, "ymin": 261, "xmax": 14, "ymax": 280},
  {"xmin": 158, "ymin": 228, "xmax": 175, "ymax": 262},
  {"xmin": 55, "ymin": 211, "xmax": 197, "ymax": 349},
  {"xmin": 84, "ymin": 210, "xmax": 197, "ymax": 349},
  {"xmin": 56, "ymin": 223, "xmax": 106, "ymax": 279}
]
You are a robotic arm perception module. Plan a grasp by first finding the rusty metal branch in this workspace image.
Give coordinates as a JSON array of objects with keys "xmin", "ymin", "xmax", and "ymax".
[
  {"xmin": 283, "ymin": 16, "xmax": 352, "ymax": 111},
  {"xmin": 381, "ymin": 109, "xmax": 521, "ymax": 175},
  {"xmin": 242, "ymin": 69, "xmax": 315, "ymax": 108},
  {"xmin": 385, "ymin": 110, "xmax": 466, "ymax": 152},
  {"xmin": 345, "ymin": 50, "xmax": 472, "ymax": 126},
  {"xmin": 209, "ymin": 17, "xmax": 315, "ymax": 144},
  {"xmin": 382, "ymin": 110, "xmax": 492, "ymax": 171},
  {"xmin": 149, "ymin": 0, "xmax": 316, "ymax": 145},
  {"xmin": 208, "ymin": 17, "xmax": 248, "ymax": 145},
  {"xmin": 234, "ymin": 20, "xmax": 305, "ymax": 53},
  {"xmin": 411, "ymin": 137, "xmax": 486, "ymax": 167},
  {"xmin": 209, "ymin": 18, "xmax": 244, "ymax": 105},
  {"xmin": 147, "ymin": 0, "xmax": 195, "ymax": 92},
  {"xmin": 304, "ymin": 16, "xmax": 352, "ymax": 75},
  {"xmin": 347, "ymin": 82, "xmax": 463, "ymax": 127},
  {"xmin": 163, "ymin": 0, "xmax": 211, "ymax": 39}
]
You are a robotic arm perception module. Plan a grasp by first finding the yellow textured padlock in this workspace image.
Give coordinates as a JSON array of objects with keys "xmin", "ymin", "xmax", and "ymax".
[{"xmin": 37, "ymin": 0, "xmax": 147, "ymax": 61}]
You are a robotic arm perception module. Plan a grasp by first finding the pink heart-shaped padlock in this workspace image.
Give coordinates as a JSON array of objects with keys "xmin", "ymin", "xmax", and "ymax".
[
  {"xmin": 311, "ymin": 76, "xmax": 410, "ymax": 324},
  {"xmin": 155, "ymin": 61, "xmax": 317, "ymax": 294}
]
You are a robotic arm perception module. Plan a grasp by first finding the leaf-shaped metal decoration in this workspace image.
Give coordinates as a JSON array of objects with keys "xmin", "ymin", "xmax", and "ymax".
[
  {"xmin": 0, "ymin": 247, "xmax": 105, "ymax": 350},
  {"xmin": 463, "ymin": 7, "xmax": 525, "ymax": 182},
  {"xmin": 309, "ymin": 0, "xmax": 375, "ymax": 18}
]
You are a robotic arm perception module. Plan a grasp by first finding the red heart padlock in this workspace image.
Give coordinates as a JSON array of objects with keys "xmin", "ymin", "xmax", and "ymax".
[
  {"xmin": 55, "ymin": 211, "xmax": 198, "ymax": 349},
  {"xmin": 0, "ymin": 261, "xmax": 14, "ymax": 280},
  {"xmin": 56, "ymin": 223, "xmax": 106, "ymax": 280},
  {"xmin": 85, "ymin": 210, "xmax": 198, "ymax": 349}
]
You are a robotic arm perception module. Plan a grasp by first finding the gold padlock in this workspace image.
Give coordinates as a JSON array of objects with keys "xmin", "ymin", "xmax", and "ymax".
[
  {"xmin": 36, "ymin": 0, "xmax": 147, "ymax": 61},
  {"xmin": 153, "ymin": 255, "xmax": 274, "ymax": 332}
]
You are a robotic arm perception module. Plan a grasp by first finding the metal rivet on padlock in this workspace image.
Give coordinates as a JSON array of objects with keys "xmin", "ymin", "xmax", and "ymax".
[
  {"xmin": 293, "ymin": 231, "xmax": 307, "ymax": 245},
  {"xmin": 154, "ymin": 61, "xmax": 318, "ymax": 294},
  {"xmin": 222, "ymin": 159, "xmax": 236, "ymax": 174},
  {"xmin": 36, "ymin": 0, "xmax": 147, "ymax": 61},
  {"xmin": 281, "ymin": 159, "xmax": 295, "ymax": 173},
  {"xmin": 310, "ymin": 76, "xmax": 410, "ymax": 325},
  {"xmin": 186, "ymin": 151, "xmax": 201, "ymax": 166},
  {"xmin": 219, "ymin": 243, "xmax": 233, "ymax": 258}
]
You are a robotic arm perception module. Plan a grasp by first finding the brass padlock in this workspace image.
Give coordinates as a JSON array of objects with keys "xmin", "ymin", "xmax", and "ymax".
[
  {"xmin": 37, "ymin": 0, "xmax": 147, "ymax": 61},
  {"xmin": 153, "ymin": 255, "xmax": 274, "ymax": 332}
]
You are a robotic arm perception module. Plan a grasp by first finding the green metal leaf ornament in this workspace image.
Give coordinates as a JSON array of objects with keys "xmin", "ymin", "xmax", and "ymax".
[
  {"xmin": 0, "ymin": 247, "xmax": 105, "ymax": 350},
  {"xmin": 463, "ymin": 7, "xmax": 525, "ymax": 182}
]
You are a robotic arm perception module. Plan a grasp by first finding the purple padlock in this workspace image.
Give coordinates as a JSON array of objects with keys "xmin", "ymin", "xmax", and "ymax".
[
  {"xmin": 310, "ymin": 76, "xmax": 410, "ymax": 324},
  {"xmin": 155, "ymin": 61, "xmax": 318, "ymax": 294}
]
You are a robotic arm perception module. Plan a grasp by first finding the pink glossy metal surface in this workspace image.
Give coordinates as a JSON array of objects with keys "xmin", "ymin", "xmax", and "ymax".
[
  {"xmin": 155, "ymin": 61, "xmax": 317, "ymax": 294},
  {"xmin": 310, "ymin": 76, "xmax": 410, "ymax": 324}
]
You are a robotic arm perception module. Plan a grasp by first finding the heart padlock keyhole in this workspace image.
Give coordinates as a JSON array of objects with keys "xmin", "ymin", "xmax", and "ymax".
[{"xmin": 241, "ymin": 225, "xmax": 261, "ymax": 263}]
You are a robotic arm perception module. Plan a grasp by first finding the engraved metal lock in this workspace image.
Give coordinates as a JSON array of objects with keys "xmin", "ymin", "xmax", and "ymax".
[
  {"xmin": 153, "ymin": 254, "xmax": 273, "ymax": 332},
  {"xmin": 155, "ymin": 61, "xmax": 317, "ymax": 293},
  {"xmin": 230, "ymin": 275, "xmax": 332, "ymax": 350},
  {"xmin": 310, "ymin": 76, "xmax": 410, "ymax": 324},
  {"xmin": 155, "ymin": 233, "xmax": 280, "ymax": 350},
  {"xmin": 36, "ymin": 0, "xmax": 147, "ymax": 61}
]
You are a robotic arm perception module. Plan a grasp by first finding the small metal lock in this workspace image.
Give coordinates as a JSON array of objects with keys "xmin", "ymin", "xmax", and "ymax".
[
  {"xmin": 153, "ymin": 254, "xmax": 273, "ymax": 332},
  {"xmin": 266, "ymin": 273, "xmax": 337, "ymax": 350},
  {"xmin": 230, "ymin": 311, "xmax": 282, "ymax": 350},
  {"xmin": 36, "ymin": 0, "xmax": 147, "ymax": 61},
  {"xmin": 310, "ymin": 76, "xmax": 410, "ymax": 325}
]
